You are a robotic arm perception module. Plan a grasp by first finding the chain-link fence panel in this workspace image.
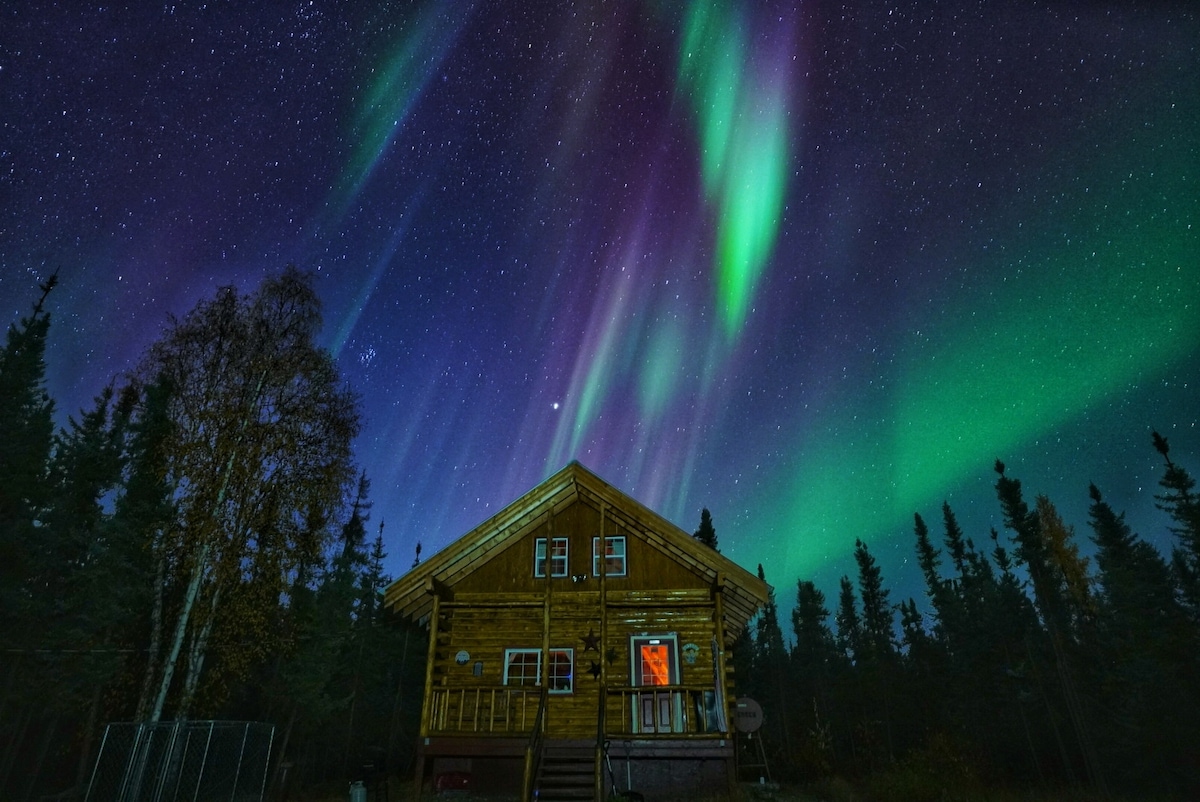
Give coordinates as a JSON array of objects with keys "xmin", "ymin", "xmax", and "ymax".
[{"xmin": 85, "ymin": 720, "xmax": 274, "ymax": 802}]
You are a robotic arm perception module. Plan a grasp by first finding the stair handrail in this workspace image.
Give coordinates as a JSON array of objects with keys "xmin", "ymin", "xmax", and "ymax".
[{"xmin": 521, "ymin": 687, "xmax": 549, "ymax": 802}]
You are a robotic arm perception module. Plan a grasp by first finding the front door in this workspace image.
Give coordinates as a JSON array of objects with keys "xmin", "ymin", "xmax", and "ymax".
[{"xmin": 630, "ymin": 634, "xmax": 680, "ymax": 733}]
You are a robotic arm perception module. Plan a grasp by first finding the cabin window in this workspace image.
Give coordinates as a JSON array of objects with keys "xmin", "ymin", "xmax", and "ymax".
[
  {"xmin": 505, "ymin": 650, "xmax": 540, "ymax": 686},
  {"xmin": 534, "ymin": 537, "xmax": 569, "ymax": 578},
  {"xmin": 503, "ymin": 648, "xmax": 575, "ymax": 694},
  {"xmin": 592, "ymin": 536, "xmax": 627, "ymax": 577}
]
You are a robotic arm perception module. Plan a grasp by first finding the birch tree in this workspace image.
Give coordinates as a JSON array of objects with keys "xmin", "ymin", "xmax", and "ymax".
[{"xmin": 137, "ymin": 267, "xmax": 360, "ymax": 720}]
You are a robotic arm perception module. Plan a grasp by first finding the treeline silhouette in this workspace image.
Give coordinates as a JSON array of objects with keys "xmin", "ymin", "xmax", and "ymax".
[{"xmin": 729, "ymin": 445, "xmax": 1200, "ymax": 799}]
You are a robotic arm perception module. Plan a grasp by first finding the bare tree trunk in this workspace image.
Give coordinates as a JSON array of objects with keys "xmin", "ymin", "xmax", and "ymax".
[
  {"xmin": 342, "ymin": 635, "xmax": 365, "ymax": 776},
  {"xmin": 136, "ymin": 553, "xmax": 166, "ymax": 721},
  {"xmin": 271, "ymin": 703, "xmax": 299, "ymax": 799},
  {"xmin": 0, "ymin": 654, "xmax": 21, "ymax": 729},
  {"xmin": 385, "ymin": 628, "xmax": 412, "ymax": 774},
  {"xmin": 0, "ymin": 704, "xmax": 32, "ymax": 796},
  {"xmin": 146, "ymin": 373, "xmax": 264, "ymax": 722},
  {"xmin": 74, "ymin": 684, "xmax": 103, "ymax": 792},
  {"xmin": 177, "ymin": 583, "xmax": 223, "ymax": 718},
  {"xmin": 150, "ymin": 540, "xmax": 212, "ymax": 721},
  {"xmin": 20, "ymin": 713, "xmax": 56, "ymax": 802}
]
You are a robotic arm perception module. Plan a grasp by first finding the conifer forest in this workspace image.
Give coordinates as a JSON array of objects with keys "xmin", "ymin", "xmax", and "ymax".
[{"xmin": 3, "ymin": 271, "xmax": 1200, "ymax": 800}]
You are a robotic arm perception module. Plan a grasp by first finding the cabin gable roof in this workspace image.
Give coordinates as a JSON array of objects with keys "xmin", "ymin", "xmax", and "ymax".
[{"xmin": 382, "ymin": 462, "xmax": 770, "ymax": 638}]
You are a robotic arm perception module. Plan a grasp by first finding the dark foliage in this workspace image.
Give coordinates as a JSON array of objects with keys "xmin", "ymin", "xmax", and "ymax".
[
  {"xmin": 0, "ymin": 275, "xmax": 422, "ymax": 800},
  {"xmin": 735, "ymin": 445, "xmax": 1200, "ymax": 799}
]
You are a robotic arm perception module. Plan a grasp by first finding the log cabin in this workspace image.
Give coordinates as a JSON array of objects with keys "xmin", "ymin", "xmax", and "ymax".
[{"xmin": 383, "ymin": 462, "xmax": 771, "ymax": 800}]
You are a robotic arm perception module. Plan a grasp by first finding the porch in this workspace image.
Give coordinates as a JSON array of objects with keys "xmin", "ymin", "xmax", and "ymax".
[
  {"xmin": 416, "ymin": 684, "xmax": 733, "ymax": 801},
  {"xmin": 426, "ymin": 683, "xmax": 727, "ymax": 737}
]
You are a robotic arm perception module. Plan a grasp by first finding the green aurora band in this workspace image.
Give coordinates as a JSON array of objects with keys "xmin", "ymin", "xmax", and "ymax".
[
  {"xmin": 677, "ymin": 0, "xmax": 792, "ymax": 340},
  {"xmin": 333, "ymin": 6, "xmax": 462, "ymax": 221},
  {"xmin": 755, "ymin": 133, "xmax": 1200, "ymax": 589}
]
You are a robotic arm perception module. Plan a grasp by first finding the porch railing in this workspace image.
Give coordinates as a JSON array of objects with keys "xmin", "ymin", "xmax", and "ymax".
[
  {"xmin": 427, "ymin": 686, "xmax": 542, "ymax": 734},
  {"xmin": 426, "ymin": 684, "xmax": 726, "ymax": 738},
  {"xmin": 604, "ymin": 685, "xmax": 726, "ymax": 737}
]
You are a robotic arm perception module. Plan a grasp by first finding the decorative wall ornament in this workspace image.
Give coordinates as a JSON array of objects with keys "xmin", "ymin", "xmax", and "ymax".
[
  {"xmin": 582, "ymin": 627, "xmax": 601, "ymax": 652},
  {"xmin": 455, "ymin": 650, "xmax": 470, "ymax": 665},
  {"xmin": 589, "ymin": 661, "xmax": 602, "ymax": 679},
  {"xmin": 682, "ymin": 642, "xmax": 700, "ymax": 665}
]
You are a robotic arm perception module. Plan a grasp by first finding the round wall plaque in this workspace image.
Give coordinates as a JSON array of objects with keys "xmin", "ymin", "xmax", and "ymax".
[
  {"xmin": 455, "ymin": 650, "xmax": 470, "ymax": 665},
  {"xmin": 734, "ymin": 697, "xmax": 764, "ymax": 733}
]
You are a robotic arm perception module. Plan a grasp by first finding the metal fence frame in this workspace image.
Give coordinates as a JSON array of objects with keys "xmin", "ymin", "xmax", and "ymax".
[{"xmin": 85, "ymin": 720, "xmax": 274, "ymax": 802}]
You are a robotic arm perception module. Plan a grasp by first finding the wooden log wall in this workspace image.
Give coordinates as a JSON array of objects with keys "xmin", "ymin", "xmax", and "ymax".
[{"xmin": 428, "ymin": 589, "xmax": 731, "ymax": 740}]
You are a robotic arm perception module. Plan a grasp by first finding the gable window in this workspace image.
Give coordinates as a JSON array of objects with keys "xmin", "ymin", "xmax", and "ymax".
[
  {"xmin": 534, "ymin": 537, "xmax": 569, "ymax": 577},
  {"xmin": 592, "ymin": 536, "xmax": 627, "ymax": 577},
  {"xmin": 503, "ymin": 648, "xmax": 574, "ymax": 694}
]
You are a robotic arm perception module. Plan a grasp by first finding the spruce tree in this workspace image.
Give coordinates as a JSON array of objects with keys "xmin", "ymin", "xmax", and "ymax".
[
  {"xmin": 1153, "ymin": 431, "xmax": 1200, "ymax": 616},
  {"xmin": 792, "ymin": 580, "xmax": 837, "ymax": 675},
  {"xmin": 693, "ymin": 507, "xmax": 719, "ymax": 551},
  {"xmin": 752, "ymin": 564, "xmax": 791, "ymax": 761},
  {"xmin": 942, "ymin": 501, "xmax": 968, "ymax": 577},
  {"xmin": 834, "ymin": 576, "xmax": 861, "ymax": 664},
  {"xmin": 791, "ymin": 580, "xmax": 838, "ymax": 778},
  {"xmin": 995, "ymin": 461, "xmax": 1106, "ymax": 795},
  {"xmin": 853, "ymin": 539, "xmax": 896, "ymax": 663},
  {"xmin": 913, "ymin": 513, "xmax": 949, "ymax": 626},
  {"xmin": 34, "ymin": 387, "xmax": 135, "ymax": 711},
  {"xmin": 0, "ymin": 276, "xmax": 57, "ymax": 644},
  {"xmin": 1088, "ymin": 483, "xmax": 1199, "ymax": 792}
]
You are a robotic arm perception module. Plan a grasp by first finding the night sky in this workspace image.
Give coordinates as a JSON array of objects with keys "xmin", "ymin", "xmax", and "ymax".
[{"xmin": 3, "ymin": 1, "xmax": 1198, "ymax": 613}]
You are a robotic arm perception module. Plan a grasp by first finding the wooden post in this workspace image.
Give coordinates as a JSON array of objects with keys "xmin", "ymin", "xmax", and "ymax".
[
  {"xmin": 414, "ymin": 586, "xmax": 441, "ymax": 800},
  {"xmin": 595, "ymin": 503, "xmax": 608, "ymax": 802},
  {"xmin": 599, "ymin": 503, "xmax": 608, "ymax": 688},
  {"xmin": 541, "ymin": 511, "xmax": 553, "ymax": 696},
  {"xmin": 712, "ymin": 573, "xmax": 729, "ymax": 717},
  {"xmin": 712, "ymin": 573, "xmax": 736, "ymax": 796}
]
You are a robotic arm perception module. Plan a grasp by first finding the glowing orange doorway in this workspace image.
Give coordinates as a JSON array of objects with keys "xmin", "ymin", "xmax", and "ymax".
[{"xmin": 630, "ymin": 635, "xmax": 680, "ymax": 733}]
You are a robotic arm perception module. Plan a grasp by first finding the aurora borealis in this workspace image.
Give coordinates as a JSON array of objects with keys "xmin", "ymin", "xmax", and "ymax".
[{"xmin": 3, "ymin": 1, "xmax": 1197, "ymax": 607}]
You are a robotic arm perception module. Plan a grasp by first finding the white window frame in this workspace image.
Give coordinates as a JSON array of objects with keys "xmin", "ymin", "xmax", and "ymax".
[
  {"xmin": 503, "ymin": 648, "xmax": 541, "ymax": 688},
  {"xmin": 503, "ymin": 648, "xmax": 575, "ymax": 694},
  {"xmin": 592, "ymin": 535, "xmax": 628, "ymax": 577},
  {"xmin": 534, "ymin": 537, "xmax": 569, "ymax": 578}
]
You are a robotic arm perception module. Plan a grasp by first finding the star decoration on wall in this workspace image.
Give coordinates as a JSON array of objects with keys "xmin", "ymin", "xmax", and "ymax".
[
  {"xmin": 605, "ymin": 647, "xmax": 618, "ymax": 665},
  {"xmin": 589, "ymin": 661, "xmax": 602, "ymax": 679},
  {"xmin": 582, "ymin": 627, "xmax": 601, "ymax": 652}
]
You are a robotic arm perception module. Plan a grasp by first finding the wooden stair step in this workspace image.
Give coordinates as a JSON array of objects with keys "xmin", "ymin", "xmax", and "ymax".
[{"xmin": 536, "ymin": 742, "xmax": 597, "ymax": 802}]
